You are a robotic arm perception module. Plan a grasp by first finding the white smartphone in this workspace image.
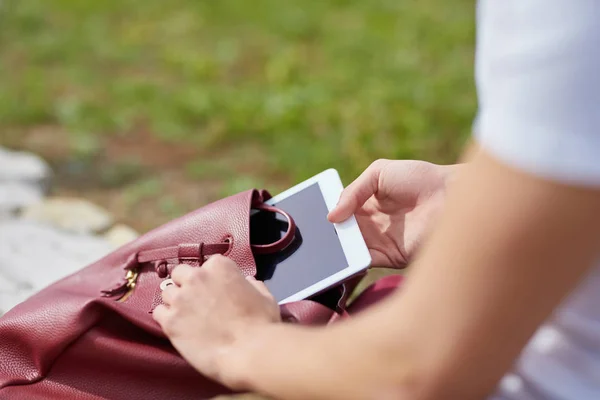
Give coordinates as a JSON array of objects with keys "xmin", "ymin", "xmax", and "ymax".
[{"xmin": 251, "ymin": 169, "xmax": 371, "ymax": 304}]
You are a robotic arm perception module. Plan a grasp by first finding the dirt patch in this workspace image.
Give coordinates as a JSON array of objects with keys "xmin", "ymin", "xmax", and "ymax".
[
  {"xmin": 5, "ymin": 126, "xmax": 291, "ymax": 232},
  {"xmin": 104, "ymin": 128, "xmax": 200, "ymax": 169}
]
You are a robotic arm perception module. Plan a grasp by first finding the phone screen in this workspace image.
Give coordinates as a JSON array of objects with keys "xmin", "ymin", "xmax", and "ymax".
[{"xmin": 251, "ymin": 183, "xmax": 349, "ymax": 302}]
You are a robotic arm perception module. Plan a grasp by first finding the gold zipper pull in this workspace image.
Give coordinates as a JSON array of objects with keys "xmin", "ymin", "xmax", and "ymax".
[
  {"xmin": 125, "ymin": 269, "xmax": 139, "ymax": 290},
  {"xmin": 116, "ymin": 269, "xmax": 139, "ymax": 302}
]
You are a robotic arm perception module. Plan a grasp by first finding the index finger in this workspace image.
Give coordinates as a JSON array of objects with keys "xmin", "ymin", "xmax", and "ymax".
[
  {"xmin": 327, "ymin": 159, "xmax": 389, "ymax": 222},
  {"xmin": 170, "ymin": 264, "xmax": 195, "ymax": 286}
]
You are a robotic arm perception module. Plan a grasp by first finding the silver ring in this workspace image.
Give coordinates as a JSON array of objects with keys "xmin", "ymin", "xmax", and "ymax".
[{"xmin": 160, "ymin": 278, "xmax": 175, "ymax": 291}]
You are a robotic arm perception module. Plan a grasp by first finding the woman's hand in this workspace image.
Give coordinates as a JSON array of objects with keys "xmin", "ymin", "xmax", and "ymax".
[
  {"xmin": 152, "ymin": 256, "xmax": 281, "ymax": 389},
  {"xmin": 328, "ymin": 159, "xmax": 457, "ymax": 268}
]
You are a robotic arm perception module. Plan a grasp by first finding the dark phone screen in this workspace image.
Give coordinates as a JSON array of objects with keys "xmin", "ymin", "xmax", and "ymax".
[{"xmin": 251, "ymin": 183, "xmax": 349, "ymax": 302}]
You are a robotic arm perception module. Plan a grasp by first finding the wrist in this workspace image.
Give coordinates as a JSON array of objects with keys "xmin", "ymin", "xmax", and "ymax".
[
  {"xmin": 217, "ymin": 322, "xmax": 286, "ymax": 391},
  {"xmin": 441, "ymin": 163, "xmax": 465, "ymax": 185}
]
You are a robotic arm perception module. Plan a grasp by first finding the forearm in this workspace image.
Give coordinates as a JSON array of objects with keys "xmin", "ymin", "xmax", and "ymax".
[
  {"xmin": 228, "ymin": 149, "xmax": 600, "ymax": 400},
  {"xmin": 373, "ymin": 149, "xmax": 600, "ymax": 397},
  {"xmin": 229, "ymin": 317, "xmax": 418, "ymax": 400}
]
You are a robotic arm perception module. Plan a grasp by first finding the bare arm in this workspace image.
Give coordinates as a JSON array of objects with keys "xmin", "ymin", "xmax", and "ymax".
[{"xmin": 226, "ymin": 148, "xmax": 600, "ymax": 399}]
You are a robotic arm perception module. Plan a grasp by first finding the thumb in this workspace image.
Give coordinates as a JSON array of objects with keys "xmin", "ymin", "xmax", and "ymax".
[{"xmin": 328, "ymin": 159, "xmax": 389, "ymax": 223}]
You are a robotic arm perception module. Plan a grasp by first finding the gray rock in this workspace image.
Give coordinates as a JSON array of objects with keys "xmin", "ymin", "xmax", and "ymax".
[
  {"xmin": 0, "ymin": 181, "xmax": 44, "ymax": 216},
  {"xmin": 103, "ymin": 224, "xmax": 139, "ymax": 247},
  {"xmin": 22, "ymin": 197, "xmax": 114, "ymax": 234},
  {"xmin": 0, "ymin": 147, "xmax": 52, "ymax": 192},
  {"xmin": 0, "ymin": 209, "xmax": 11, "ymax": 221},
  {"xmin": 0, "ymin": 220, "xmax": 114, "ymax": 316}
]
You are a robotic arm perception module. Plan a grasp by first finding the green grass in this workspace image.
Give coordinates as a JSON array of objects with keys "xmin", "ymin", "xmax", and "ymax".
[{"xmin": 0, "ymin": 0, "xmax": 476, "ymax": 226}]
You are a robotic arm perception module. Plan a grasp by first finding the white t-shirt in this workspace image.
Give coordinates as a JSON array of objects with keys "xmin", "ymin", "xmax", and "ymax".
[{"xmin": 474, "ymin": 1, "xmax": 600, "ymax": 399}]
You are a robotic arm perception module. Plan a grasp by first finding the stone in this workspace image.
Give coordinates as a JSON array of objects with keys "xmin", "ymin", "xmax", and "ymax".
[
  {"xmin": 0, "ymin": 181, "xmax": 44, "ymax": 216},
  {"xmin": 0, "ymin": 209, "xmax": 11, "ymax": 221},
  {"xmin": 0, "ymin": 147, "xmax": 52, "ymax": 192},
  {"xmin": 22, "ymin": 197, "xmax": 114, "ymax": 234},
  {"xmin": 103, "ymin": 224, "xmax": 139, "ymax": 247},
  {"xmin": 0, "ymin": 220, "xmax": 114, "ymax": 316}
]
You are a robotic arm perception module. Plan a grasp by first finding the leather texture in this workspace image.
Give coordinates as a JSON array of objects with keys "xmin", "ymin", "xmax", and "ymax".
[{"xmin": 0, "ymin": 189, "xmax": 403, "ymax": 399}]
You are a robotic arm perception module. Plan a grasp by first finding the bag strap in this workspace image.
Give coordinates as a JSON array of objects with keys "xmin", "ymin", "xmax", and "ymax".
[
  {"xmin": 102, "ymin": 202, "xmax": 296, "ymax": 297},
  {"xmin": 137, "ymin": 243, "xmax": 230, "ymax": 264},
  {"xmin": 250, "ymin": 203, "xmax": 296, "ymax": 255},
  {"xmin": 136, "ymin": 203, "xmax": 296, "ymax": 264}
]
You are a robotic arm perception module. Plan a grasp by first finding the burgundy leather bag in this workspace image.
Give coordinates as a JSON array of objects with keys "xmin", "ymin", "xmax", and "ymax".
[{"xmin": 0, "ymin": 189, "xmax": 402, "ymax": 399}]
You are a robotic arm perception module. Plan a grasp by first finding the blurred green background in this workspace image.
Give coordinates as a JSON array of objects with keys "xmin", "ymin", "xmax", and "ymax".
[{"xmin": 0, "ymin": 0, "xmax": 476, "ymax": 231}]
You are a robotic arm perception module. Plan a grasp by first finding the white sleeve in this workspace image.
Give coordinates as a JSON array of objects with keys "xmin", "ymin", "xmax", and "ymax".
[{"xmin": 474, "ymin": 0, "xmax": 600, "ymax": 187}]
